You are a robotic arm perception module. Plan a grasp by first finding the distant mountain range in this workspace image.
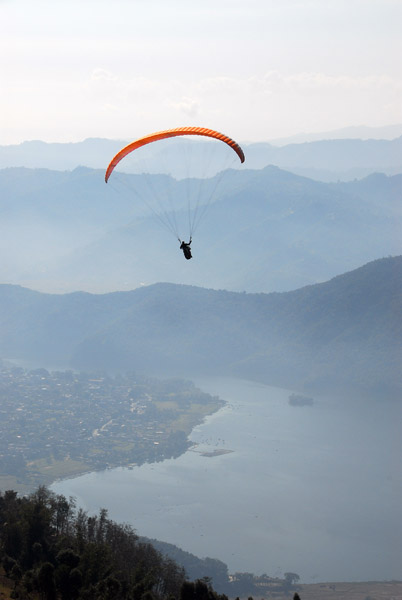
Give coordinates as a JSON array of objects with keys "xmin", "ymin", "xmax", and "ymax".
[
  {"xmin": 0, "ymin": 165, "xmax": 400, "ymax": 294},
  {"xmin": 1, "ymin": 132, "xmax": 401, "ymax": 181},
  {"xmin": 1, "ymin": 256, "xmax": 400, "ymax": 397},
  {"xmin": 268, "ymin": 123, "xmax": 402, "ymax": 145}
]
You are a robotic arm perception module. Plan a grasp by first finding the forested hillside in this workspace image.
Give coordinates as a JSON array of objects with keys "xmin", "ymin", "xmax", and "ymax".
[
  {"xmin": 0, "ymin": 257, "xmax": 400, "ymax": 397},
  {"xmin": 0, "ymin": 486, "xmax": 227, "ymax": 600}
]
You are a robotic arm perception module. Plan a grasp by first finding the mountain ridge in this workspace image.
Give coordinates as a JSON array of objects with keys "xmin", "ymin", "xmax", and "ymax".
[
  {"xmin": 0, "ymin": 256, "xmax": 400, "ymax": 397},
  {"xmin": 1, "ymin": 134, "xmax": 401, "ymax": 181},
  {"xmin": 1, "ymin": 165, "xmax": 400, "ymax": 295}
]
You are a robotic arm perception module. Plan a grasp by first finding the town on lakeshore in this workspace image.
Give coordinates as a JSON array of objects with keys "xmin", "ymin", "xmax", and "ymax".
[{"xmin": 0, "ymin": 363, "xmax": 224, "ymax": 493}]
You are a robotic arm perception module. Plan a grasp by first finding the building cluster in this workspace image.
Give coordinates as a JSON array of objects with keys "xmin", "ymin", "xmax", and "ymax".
[{"xmin": 0, "ymin": 365, "xmax": 219, "ymax": 486}]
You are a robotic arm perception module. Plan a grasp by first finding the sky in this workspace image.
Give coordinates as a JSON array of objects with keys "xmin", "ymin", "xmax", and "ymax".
[{"xmin": 1, "ymin": 0, "xmax": 401, "ymax": 145}]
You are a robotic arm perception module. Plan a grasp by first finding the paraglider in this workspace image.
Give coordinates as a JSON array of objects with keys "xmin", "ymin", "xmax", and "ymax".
[
  {"xmin": 180, "ymin": 238, "xmax": 192, "ymax": 260},
  {"xmin": 105, "ymin": 127, "xmax": 245, "ymax": 257}
]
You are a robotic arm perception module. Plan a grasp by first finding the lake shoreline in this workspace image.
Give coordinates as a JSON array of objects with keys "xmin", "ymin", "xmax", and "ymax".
[{"xmin": 51, "ymin": 377, "xmax": 402, "ymax": 584}]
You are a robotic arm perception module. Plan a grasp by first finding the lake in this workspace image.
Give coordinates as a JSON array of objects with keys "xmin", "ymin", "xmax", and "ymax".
[{"xmin": 51, "ymin": 377, "xmax": 402, "ymax": 583}]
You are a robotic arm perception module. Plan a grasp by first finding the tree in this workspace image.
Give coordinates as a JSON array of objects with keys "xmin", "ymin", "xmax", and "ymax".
[
  {"xmin": 2, "ymin": 555, "xmax": 17, "ymax": 576},
  {"xmin": 56, "ymin": 549, "xmax": 80, "ymax": 569},
  {"xmin": 69, "ymin": 567, "xmax": 83, "ymax": 598},
  {"xmin": 180, "ymin": 580, "xmax": 195, "ymax": 600},
  {"xmin": 96, "ymin": 575, "xmax": 121, "ymax": 600},
  {"xmin": 37, "ymin": 562, "xmax": 57, "ymax": 600},
  {"xmin": 194, "ymin": 579, "xmax": 210, "ymax": 600},
  {"xmin": 283, "ymin": 572, "xmax": 300, "ymax": 589},
  {"xmin": 22, "ymin": 569, "xmax": 36, "ymax": 596},
  {"xmin": 202, "ymin": 558, "xmax": 229, "ymax": 592},
  {"xmin": 10, "ymin": 563, "xmax": 23, "ymax": 594},
  {"xmin": 2, "ymin": 522, "xmax": 24, "ymax": 559}
]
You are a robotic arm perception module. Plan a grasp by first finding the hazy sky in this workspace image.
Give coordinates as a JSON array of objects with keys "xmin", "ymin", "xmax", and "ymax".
[{"xmin": 1, "ymin": 0, "xmax": 401, "ymax": 144}]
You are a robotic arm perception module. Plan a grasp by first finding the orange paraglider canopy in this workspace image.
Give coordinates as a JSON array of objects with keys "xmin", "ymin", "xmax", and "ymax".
[{"xmin": 105, "ymin": 126, "xmax": 245, "ymax": 183}]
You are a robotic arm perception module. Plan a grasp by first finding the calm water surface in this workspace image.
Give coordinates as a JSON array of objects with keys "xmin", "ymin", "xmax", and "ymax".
[{"xmin": 52, "ymin": 377, "xmax": 402, "ymax": 583}]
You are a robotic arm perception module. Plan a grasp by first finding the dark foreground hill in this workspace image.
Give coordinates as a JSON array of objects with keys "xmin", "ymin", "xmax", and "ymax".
[
  {"xmin": 0, "ymin": 256, "xmax": 400, "ymax": 397},
  {"xmin": 0, "ymin": 487, "xmax": 230, "ymax": 600}
]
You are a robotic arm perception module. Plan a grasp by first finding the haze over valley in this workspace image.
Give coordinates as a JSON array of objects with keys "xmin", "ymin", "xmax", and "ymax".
[
  {"xmin": 1, "ymin": 147, "xmax": 401, "ymax": 294},
  {"xmin": 2, "ymin": 0, "xmax": 402, "ymax": 595},
  {"xmin": 1, "ymin": 126, "xmax": 401, "ymax": 590}
]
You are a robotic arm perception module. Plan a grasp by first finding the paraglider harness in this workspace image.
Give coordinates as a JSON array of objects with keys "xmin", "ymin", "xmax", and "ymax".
[{"xmin": 180, "ymin": 237, "xmax": 192, "ymax": 260}]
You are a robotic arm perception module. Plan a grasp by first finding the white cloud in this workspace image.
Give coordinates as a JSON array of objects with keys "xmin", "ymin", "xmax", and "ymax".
[
  {"xmin": 2, "ymin": 67, "xmax": 401, "ymax": 143},
  {"xmin": 171, "ymin": 98, "xmax": 200, "ymax": 118},
  {"xmin": 1, "ymin": 0, "xmax": 401, "ymax": 143},
  {"xmin": 91, "ymin": 69, "xmax": 117, "ymax": 82}
]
